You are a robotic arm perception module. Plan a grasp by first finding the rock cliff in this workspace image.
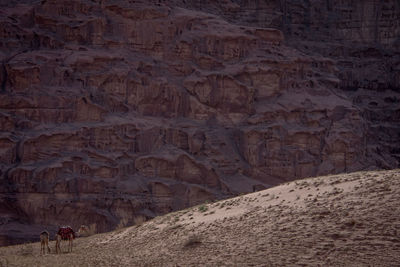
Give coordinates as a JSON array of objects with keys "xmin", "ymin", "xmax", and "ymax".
[{"xmin": 0, "ymin": 0, "xmax": 399, "ymax": 245}]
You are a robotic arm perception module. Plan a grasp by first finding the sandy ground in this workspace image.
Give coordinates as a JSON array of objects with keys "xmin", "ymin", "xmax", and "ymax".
[{"xmin": 1, "ymin": 169, "xmax": 399, "ymax": 267}]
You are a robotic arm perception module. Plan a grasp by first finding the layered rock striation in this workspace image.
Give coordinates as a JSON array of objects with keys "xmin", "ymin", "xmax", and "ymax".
[{"xmin": 0, "ymin": 0, "xmax": 399, "ymax": 245}]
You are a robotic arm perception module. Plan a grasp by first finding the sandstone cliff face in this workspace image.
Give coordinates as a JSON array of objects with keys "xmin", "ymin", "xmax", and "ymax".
[{"xmin": 0, "ymin": 0, "xmax": 399, "ymax": 245}]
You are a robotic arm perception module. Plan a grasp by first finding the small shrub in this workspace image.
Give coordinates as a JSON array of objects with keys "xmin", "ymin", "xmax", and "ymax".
[
  {"xmin": 198, "ymin": 204, "xmax": 208, "ymax": 213},
  {"xmin": 183, "ymin": 234, "xmax": 202, "ymax": 248}
]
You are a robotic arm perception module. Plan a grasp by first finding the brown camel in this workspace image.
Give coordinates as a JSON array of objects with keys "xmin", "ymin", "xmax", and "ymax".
[
  {"xmin": 39, "ymin": 231, "xmax": 51, "ymax": 255},
  {"xmin": 55, "ymin": 226, "xmax": 75, "ymax": 253}
]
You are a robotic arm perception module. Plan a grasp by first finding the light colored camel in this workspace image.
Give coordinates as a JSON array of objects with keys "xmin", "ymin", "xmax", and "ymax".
[
  {"xmin": 55, "ymin": 226, "xmax": 75, "ymax": 253},
  {"xmin": 40, "ymin": 231, "xmax": 51, "ymax": 255}
]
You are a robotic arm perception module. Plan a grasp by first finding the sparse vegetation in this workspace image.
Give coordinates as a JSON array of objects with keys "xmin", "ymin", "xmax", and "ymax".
[
  {"xmin": 198, "ymin": 204, "xmax": 208, "ymax": 213},
  {"xmin": 0, "ymin": 170, "xmax": 399, "ymax": 266},
  {"xmin": 183, "ymin": 234, "xmax": 202, "ymax": 248}
]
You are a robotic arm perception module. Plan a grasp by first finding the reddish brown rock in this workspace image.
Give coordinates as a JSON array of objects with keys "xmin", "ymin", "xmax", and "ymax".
[{"xmin": 0, "ymin": 0, "xmax": 399, "ymax": 245}]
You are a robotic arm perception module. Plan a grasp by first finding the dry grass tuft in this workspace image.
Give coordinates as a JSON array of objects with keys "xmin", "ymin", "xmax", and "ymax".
[
  {"xmin": 198, "ymin": 204, "xmax": 208, "ymax": 213},
  {"xmin": 183, "ymin": 234, "xmax": 202, "ymax": 248}
]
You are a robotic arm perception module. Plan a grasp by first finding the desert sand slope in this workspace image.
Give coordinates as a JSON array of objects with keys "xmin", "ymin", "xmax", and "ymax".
[{"xmin": 1, "ymin": 169, "xmax": 399, "ymax": 267}]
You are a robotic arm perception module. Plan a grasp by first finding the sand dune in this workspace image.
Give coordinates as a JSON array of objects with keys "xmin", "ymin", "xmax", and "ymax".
[{"xmin": 1, "ymin": 169, "xmax": 399, "ymax": 266}]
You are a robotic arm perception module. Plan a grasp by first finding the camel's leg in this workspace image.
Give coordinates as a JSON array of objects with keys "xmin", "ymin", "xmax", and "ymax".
[
  {"xmin": 69, "ymin": 236, "xmax": 73, "ymax": 252},
  {"xmin": 55, "ymin": 235, "xmax": 61, "ymax": 254},
  {"xmin": 41, "ymin": 238, "xmax": 47, "ymax": 255},
  {"xmin": 46, "ymin": 239, "xmax": 50, "ymax": 254},
  {"xmin": 58, "ymin": 240, "xmax": 61, "ymax": 254}
]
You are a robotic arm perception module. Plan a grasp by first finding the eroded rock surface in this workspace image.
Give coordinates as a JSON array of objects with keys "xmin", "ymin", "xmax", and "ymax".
[{"xmin": 0, "ymin": 0, "xmax": 399, "ymax": 245}]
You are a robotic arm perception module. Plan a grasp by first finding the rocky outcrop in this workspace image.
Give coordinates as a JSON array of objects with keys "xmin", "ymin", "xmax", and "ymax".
[{"xmin": 0, "ymin": 0, "xmax": 399, "ymax": 245}]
